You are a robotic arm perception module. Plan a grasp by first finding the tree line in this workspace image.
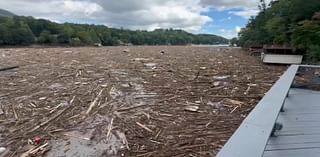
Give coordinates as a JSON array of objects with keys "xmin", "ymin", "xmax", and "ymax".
[
  {"xmin": 237, "ymin": 0, "xmax": 320, "ymax": 62},
  {"xmin": 0, "ymin": 16, "xmax": 228, "ymax": 47}
]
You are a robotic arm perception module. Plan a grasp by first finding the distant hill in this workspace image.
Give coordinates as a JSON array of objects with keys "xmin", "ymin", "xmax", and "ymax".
[
  {"xmin": 0, "ymin": 9, "xmax": 15, "ymax": 17},
  {"xmin": 0, "ymin": 10, "xmax": 229, "ymax": 46}
]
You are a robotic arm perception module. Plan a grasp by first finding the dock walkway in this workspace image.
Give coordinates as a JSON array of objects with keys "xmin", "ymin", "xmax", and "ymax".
[
  {"xmin": 217, "ymin": 65, "xmax": 320, "ymax": 157},
  {"xmin": 264, "ymin": 88, "xmax": 320, "ymax": 157}
]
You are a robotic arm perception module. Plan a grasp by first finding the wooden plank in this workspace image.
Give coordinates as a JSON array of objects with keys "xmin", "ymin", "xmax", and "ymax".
[
  {"xmin": 263, "ymin": 148, "xmax": 320, "ymax": 157},
  {"xmin": 266, "ymin": 142, "xmax": 320, "ymax": 151},
  {"xmin": 216, "ymin": 65, "xmax": 299, "ymax": 157},
  {"xmin": 281, "ymin": 111, "xmax": 320, "ymax": 114},
  {"xmin": 298, "ymin": 65, "xmax": 320, "ymax": 68},
  {"xmin": 280, "ymin": 126, "xmax": 320, "ymax": 131},
  {"xmin": 274, "ymin": 121, "xmax": 320, "ymax": 127},
  {"xmin": 276, "ymin": 129, "xmax": 320, "ymax": 136},
  {"xmin": 278, "ymin": 115, "xmax": 320, "ymax": 122},
  {"xmin": 267, "ymin": 134, "xmax": 320, "ymax": 145}
]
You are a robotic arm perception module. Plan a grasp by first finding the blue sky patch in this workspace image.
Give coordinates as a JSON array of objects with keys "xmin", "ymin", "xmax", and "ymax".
[{"xmin": 201, "ymin": 9, "xmax": 248, "ymax": 38}]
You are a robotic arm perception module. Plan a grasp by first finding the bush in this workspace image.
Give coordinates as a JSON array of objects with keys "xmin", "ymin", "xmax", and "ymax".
[{"xmin": 306, "ymin": 45, "xmax": 320, "ymax": 63}]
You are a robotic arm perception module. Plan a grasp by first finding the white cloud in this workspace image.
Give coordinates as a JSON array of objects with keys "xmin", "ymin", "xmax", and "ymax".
[
  {"xmin": 96, "ymin": 0, "xmax": 212, "ymax": 32},
  {"xmin": 235, "ymin": 26, "xmax": 241, "ymax": 33},
  {"xmin": 228, "ymin": 9, "xmax": 259, "ymax": 19},
  {"xmin": 200, "ymin": 0, "xmax": 259, "ymax": 10},
  {"xmin": 0, "ymin": 0, "xmax": 212, "ymax": 33},
  {"xmin": 200, "ymin": 0, "xmax": 271, "ymax": 18},
  {"xmin": 62, "ymin": 1, "xmax": 103, "ymax": 17},
  {"xmin": 0, "ymin": 0, "xmax": 267, "ymax": 36},
  {"xmin": 0, "ymin": 0, "xmax": 103, "ymax": 21},
  {"xmin": 219, "ymin": 16, "xmax": 232, "ymax": 22},
  {"xmin": 220, "ymin": 29, "xmax": 226, "ymax": 32},
  {"xmin": 217, "ymin": 26, "xmax": 243, "ymax": 39}
]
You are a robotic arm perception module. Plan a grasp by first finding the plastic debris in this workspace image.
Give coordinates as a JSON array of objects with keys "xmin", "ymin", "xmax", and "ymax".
[
  {"xmin": 34, "ymin": 136, "xmax": 42, "ymax": 145},
  {"xmin": 184, "ymin": 105, "xmax": 199, "ymax": 112},
  {"xmin": 0, "ymin": 147, "xmax": 6, "ymax": 154}
]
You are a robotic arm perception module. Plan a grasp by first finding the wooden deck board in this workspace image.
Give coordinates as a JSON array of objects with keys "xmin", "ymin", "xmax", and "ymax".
[
  {"xmin": 263, "ymin": 88, "xmax": 320, "ymax": 157},
  {"xmin": 264, "ymin": 148, "xmax": 320, "ymax": 157}
]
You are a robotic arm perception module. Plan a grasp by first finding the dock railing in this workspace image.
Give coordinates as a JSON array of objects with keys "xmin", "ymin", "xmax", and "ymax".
[{"xmin": 216, "ymin": 65, "xmax": 299, "ymax": 157}]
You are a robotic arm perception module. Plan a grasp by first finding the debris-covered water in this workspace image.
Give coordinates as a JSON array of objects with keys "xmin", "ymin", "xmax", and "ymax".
[{"xmin": 0, "ymin": 46, "xmax": 286, "ymax": 157}]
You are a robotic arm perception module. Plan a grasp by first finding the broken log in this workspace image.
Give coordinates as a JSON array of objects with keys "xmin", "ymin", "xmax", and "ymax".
[{"xmin": 0, "ymin": 66, "xmax": 19, "ymax": 72}]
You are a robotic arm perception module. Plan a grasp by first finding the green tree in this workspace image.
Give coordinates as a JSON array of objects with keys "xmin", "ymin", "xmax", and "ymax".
[
  {"xmin": 306, "ymin": 45, "xmax": 320, "ymax": 63},
  {"xmin": 292, "ymin": 21, "xmax": 320, "ymax": 49},
  {"xmin": 76, "ymin": 31, "xmax": 93, "ymax": 45},
  {"xmin": 7, "ymin": 20, "xmax": 35, "ymax": 45},
  {"xmin": 238, "ymin": 0, "xmax": 320, "ymax": 62},
  {"xmin": 88, "ymin": 29, "xmax": 101, "ymax": 44},
  {"xmin": 0, "ymin": 24, "xmax": 7, "ymax": 45},
  {"xmin": 57, "ymin": 31, "xmax": 71, "ymax": 44},
  {"xmin": 0, "ymin": 14, "xmax": 229, "ymax": 46},
  {"xmin": 38, "ymin": 30, "xmax": 57, "ymax": 44},
  {"xmin": 230, "ymin": 37, "xmax": 238, "ymax": 46}
]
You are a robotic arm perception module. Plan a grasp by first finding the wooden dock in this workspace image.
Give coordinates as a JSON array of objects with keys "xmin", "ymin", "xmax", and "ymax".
[
  {"xmin": 264, "ymin": 88, "xmax": 320, "ymax": 157},
  {"xmin": 217, "ymin": 65, "xmax": 320, "ymax": 157}
]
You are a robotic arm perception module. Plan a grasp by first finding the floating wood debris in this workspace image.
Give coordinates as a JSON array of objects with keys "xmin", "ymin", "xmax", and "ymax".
[
  {"xmin": 0, "ymin": 47, "xmax": 286, "ymax": 157},
  {"xmin": 0, "ymin": 65, "xmax": 19, "ymax": 71},
  {"xmin": 184, "ymin": 105, "xmax": 199, "ymax": 112}
]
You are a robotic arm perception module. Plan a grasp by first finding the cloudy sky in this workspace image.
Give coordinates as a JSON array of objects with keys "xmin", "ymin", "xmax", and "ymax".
[{"xmin": 0, "ymin": 0, "xmax": 267, "ymax": 38}]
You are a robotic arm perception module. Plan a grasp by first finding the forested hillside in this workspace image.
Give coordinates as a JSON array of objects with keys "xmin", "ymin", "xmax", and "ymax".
[
  {"xmin": 0, "ymin": 9, "xmax": 15, "ymax": 17},
  {"xmin": 238, "ymin": 0, "xmax": 320, "ymax": 62},
  {"xmin": 0, "ymin": 13, "xmax": 228, "ymax": 47}
]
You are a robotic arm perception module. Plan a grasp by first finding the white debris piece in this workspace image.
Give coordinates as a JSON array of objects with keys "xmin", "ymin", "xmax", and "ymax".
[
  {"xmin": 213, "ymin": 75, "xmax": 230, "ymax": 80},
  {"xmin": 184, "ymin": 106, "xmax": 199, "ymax": 112},
  {"xmin": 144, "ymin": 63, "xmax": 157, "ymax": 67},
  {"xmin": 0, "ymin": 147, "xmax": 6, "ymax": 154}
]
